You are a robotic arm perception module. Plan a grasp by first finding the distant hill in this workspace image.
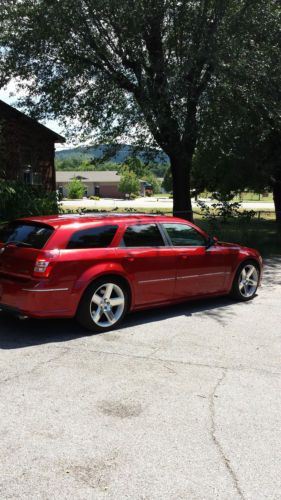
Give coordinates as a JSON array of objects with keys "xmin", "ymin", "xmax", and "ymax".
[{"xmin": 56, "ymin": 144, "xmax": 169, "ymax": 164}]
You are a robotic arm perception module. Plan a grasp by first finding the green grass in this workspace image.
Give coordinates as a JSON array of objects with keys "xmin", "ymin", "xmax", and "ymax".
[{"xmin": 233, "ymin": 192, "xmax": 273, "ymax": 203}]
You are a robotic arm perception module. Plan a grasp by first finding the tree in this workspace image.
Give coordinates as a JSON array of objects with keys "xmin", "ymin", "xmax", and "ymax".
[
  {"xmin": 67, "ymin": 178, "xmax": 85, "ymax": 199},
  {"xmin": 143, "ymin": 173, "xmax": 161, "ymax": 194},
  {"xmin": 192, "ymin": 0, "xmax": 281, "ymax": 222},
  {"xmin": 119, "ymin": 171, "xmax": 140, "ymax": 198},
  {"xmin": 1, "ymin": 1, "xmax": 279, "ymax": 220},
  {"xmin": 162, "ymin": 167, "xmax": 173, "ymax": 193},
  {"xmin": 119, "ymin": 157, "xmax": 148, "ymax": 178}
]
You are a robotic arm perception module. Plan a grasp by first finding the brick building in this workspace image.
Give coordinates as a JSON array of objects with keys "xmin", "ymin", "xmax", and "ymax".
[
  {"xmin": 56, "ymin": 171, "xmax": 122, "ymax": 198},
  {"xmin": 0, "ymin": 99, "xmax": 65, "ymax": 190}
]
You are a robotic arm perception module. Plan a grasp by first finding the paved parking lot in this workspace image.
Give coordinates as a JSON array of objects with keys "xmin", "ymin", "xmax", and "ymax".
[{"xmin": 0, "ymin": 258, "xmax": 281, "ymax": 500}]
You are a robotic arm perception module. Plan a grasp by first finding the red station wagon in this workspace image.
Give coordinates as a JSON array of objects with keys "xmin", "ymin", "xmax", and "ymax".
[{"xmin": 0, "ymin": 214, "xmax": 262, "ymax": 332}]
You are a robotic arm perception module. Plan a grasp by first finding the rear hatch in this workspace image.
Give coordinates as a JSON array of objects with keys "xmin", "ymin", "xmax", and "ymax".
[{"xmin": 0, "ymin": 221, "xmax": 54, "ymax": 279}]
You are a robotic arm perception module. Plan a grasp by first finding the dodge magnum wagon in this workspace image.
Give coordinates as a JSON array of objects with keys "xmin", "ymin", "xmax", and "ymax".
[{"xmin": 0, "ymin": 214, "xmax": 262, "ymax": 332}]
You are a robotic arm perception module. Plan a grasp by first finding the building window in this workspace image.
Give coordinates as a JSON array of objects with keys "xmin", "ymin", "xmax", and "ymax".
[{"xmin": 23, "ymin": 165, "xmax": 32, "ymax": 185}]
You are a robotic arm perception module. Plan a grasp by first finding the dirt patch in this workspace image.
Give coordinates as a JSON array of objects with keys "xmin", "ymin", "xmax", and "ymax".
[{"xmin": 97, "ymin": 400, "xmax": 143, "ymax": 419}]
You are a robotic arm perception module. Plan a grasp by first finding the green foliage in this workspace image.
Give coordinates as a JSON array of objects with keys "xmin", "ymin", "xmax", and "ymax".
[
  {"xmin": 197, "ymin": 193, "xmax": 256, "ymax": 224},
  {"xmin": 142, "ymin": 174, "xmax": 161, "ymax": 194},
  {"xmin": 119, "ymin": 171, "xmax": 140, "ymax": 197},
  {"xmin": 67, "ymin": 178, "xmax": 85, "ymax": 199},
  {"xmin": 89, "ymin": 195, "xmax": 100, "ymax": 201},
  {"xmin": 0, "ymin": 180, "xmax": 59, "ymax": 220},
  {"xmin": 119, "ymin": 157, "xmax": 148, "ymax": 178},
  {"xmin": 162, "ymin": 168, "xmax": 173, "ymax": 193},
  {"xmin": 119, "ymin": 157, "xmax": 160, "ymax": 194}
]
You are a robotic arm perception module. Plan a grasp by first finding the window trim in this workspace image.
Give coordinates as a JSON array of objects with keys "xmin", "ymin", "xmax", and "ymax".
[
  {"xmin": 160, "ymin": 222, "xmax": 207, "ymax": 248},
  {"xmin": 119, "ymin": 222, "xmax": 168, "ymax": 249}
]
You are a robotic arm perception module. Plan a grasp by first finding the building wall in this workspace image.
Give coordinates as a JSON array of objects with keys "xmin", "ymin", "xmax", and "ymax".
[
  {"xmin": 56, "ymin": 181, "xmax": 123, "ymax": 199},
  {"xmin": 0, "ymin": 115, "xmax": 56, "ymax": 191}
]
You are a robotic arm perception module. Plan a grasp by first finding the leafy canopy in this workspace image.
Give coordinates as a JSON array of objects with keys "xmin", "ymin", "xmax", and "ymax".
[{"xmin": 1, "ymin": 0, "xmax": 278, "ymax": 153}]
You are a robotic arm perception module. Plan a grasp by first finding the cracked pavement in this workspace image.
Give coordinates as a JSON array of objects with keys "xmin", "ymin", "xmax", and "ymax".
[{"xmin": 0, "ymin": 258, "xmax": 281, "ymax": 499}]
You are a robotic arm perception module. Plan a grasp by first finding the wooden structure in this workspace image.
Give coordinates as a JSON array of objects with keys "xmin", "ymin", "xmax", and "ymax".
[{"xmin": 0, "ymin": 99, "xmax": 65, "ymax": 190}]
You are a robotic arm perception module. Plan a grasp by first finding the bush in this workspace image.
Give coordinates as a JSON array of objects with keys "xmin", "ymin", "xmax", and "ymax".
[
  {"xmin": 197, "ymin": 192, "xmax": 256, "ymax": 224},
  {"xmin": 89, "ymin": 195, "xmax": 100, "ymax": 201},
  {"xmin": 67, "ymin": 178, "xmax": 85, "ymax": 199},
  {"xmin": 0, "ymin": 180, "xmax": 60, "ymax": 220}
]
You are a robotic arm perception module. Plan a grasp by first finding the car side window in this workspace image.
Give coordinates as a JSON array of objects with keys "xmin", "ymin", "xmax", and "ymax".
[
  {"xmin": 162, "ymin": 223, "xmax": 206, "ymax": 247},
  {"xmin": 121, "ymin": 224, "xmax": 165, "ymax": 247},
  {"xmin": 67, "ymin": 225, "xmax": 118, "ymax": 249}
]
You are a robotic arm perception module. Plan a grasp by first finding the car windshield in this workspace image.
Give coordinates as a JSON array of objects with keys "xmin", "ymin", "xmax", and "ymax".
[{"xmin": 0, "ymin": 222, "xmax": 54, "ymax": 250}]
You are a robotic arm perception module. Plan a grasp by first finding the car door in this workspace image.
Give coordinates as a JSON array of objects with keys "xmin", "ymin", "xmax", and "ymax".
[
  {"xmin": 161, "ymin": 223, "xmax": 227, "ymax": 299},
  {"xmin": 115, "ymin": 223, "xmax": 177, "ymax": 307}
]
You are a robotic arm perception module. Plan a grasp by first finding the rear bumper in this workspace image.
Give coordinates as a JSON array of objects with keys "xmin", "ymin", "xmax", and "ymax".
[{"xmin": 0, "ymin": 276, "xmax": 76, "ymax": 318}]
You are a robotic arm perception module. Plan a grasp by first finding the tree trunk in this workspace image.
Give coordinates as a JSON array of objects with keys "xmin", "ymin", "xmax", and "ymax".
[
  {"xmin": 170, "ymin": 153, "xmax": 193, "ymax": 222},
  {"xmin": 272, "ymin": 181, "xmax": 281, "ymax": 225}
]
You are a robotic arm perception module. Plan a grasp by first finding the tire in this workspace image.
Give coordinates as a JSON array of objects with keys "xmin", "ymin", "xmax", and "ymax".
[
  {"xmin": 76, "ymin": 276, "xmax": 129, "ymax": 333},
  {"xmin": 231, "ymin": 261, "xmax": 260, "ymax": 301}
]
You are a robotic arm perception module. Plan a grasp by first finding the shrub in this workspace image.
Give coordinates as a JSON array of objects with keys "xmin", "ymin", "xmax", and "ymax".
[
  {"xmin": 67, "ymin": 178, "xmax": 85, "ymax": 199},
  {"xmin": 89, "ymin": 195, "xmax": 100, "ymax": 201},
  {"xmin": 0, "ymin": 180, "xmax": 60, "ymax": 220},
  {"xmin": 197, "ymin": 192, "xmax": 256, "ymax": 224}
]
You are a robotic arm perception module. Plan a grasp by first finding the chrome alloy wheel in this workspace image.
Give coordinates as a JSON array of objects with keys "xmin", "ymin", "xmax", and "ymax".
[
  {"xmin": 90, "ymin": 282, "xmax": 125, "ymax": 328},
  {"xmin": 238, "ymin": 264, "xmax": 259, "ymax": 298}
]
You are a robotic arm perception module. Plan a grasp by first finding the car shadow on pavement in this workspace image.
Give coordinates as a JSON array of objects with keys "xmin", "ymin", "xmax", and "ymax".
[{"xmin": 0, "ymin": 295, "xmax": 243, "ymax": 350}]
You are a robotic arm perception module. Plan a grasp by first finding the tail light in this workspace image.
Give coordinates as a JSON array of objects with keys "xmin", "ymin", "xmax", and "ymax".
[{"xmin": 33, "ymin": 249, "xmax": 60, "ymax": 278}]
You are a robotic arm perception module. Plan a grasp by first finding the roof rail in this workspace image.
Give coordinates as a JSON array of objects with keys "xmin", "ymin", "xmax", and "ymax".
[{"xmin": 59, "ymin": 212, "xmax": 159, "ymax": 218}]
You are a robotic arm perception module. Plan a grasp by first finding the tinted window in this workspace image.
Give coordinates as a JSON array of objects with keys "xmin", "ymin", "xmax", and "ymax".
[
  {"xmin": 0, "ymin": 223, "xmax": 54, "ymax": 249},
  {"xmin": 122, "ymin": 224, "xmax": 164, "ymax": 247},
  {"xmin": 163, "ymin": 223, "xmax": 206, "ymax": 247},
  {"xmin": 67, "ymin": 225, "xmax": 118, "ymax": 249}
]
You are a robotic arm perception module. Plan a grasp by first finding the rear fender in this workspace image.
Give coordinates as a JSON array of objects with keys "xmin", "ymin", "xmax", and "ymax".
[{"xmin": 73, "ymin": 263, "xmax": 134, "ymax": 308}]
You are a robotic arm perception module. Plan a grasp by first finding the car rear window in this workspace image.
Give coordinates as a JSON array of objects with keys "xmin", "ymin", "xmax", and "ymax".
[
  {"xmin": 67, "ymin": 225, "xmax": 118, "ymax": 249},
  {"xmin": 0, "ymin": 222, "xmax": 54, "ymax": 249},
  {"xmin": 121, "ymin": 224, "xmax": 165, "ymax": 247}
]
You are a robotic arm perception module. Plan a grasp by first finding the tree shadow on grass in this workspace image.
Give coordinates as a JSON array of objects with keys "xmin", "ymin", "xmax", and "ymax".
[{"xmin": 0, "ymin": 295, "xmax": 241, "ymax": 350}]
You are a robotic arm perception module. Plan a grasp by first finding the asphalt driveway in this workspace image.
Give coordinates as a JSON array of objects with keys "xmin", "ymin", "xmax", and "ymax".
[{"xmin": 0, "ymin": 258, "xmax": 281, "ymax": 499}]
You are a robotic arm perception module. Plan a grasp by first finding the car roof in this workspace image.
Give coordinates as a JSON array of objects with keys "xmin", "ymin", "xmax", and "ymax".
[{"xmin": 16, "ymin": 213, "xmax": 187, "ymax": 229}]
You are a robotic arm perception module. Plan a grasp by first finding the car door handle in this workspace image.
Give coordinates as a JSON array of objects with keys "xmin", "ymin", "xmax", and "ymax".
[{"xmin": 180, "ymin": 255, "xmax": 189, "ymax": 260}]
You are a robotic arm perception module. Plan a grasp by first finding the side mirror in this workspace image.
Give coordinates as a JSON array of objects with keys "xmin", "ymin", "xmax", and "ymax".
[{"xmin": 206, "ymin": 235, "xmax": 218, "ymax": 248}]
